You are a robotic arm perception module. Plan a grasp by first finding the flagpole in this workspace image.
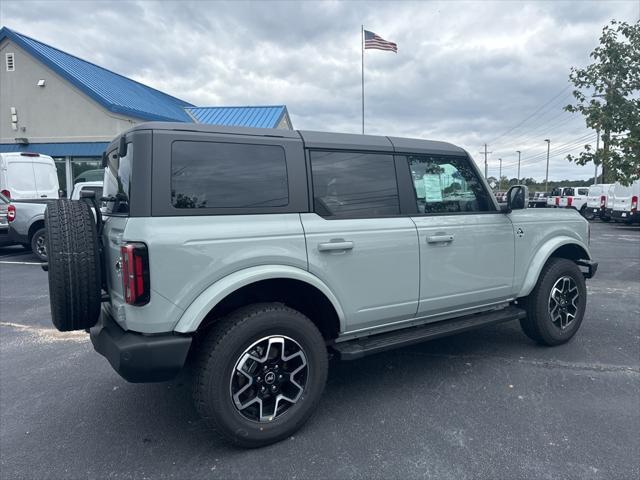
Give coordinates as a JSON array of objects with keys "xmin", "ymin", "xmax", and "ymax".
[{"xmin": 361, "ymin": 24, "xmax": 364, "ymax": 134}]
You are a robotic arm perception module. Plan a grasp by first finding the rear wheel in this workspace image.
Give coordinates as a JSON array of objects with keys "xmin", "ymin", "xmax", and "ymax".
[
  {"xmin": 45, "ymin": 199, "xmax": 102, "ymax": 332},
  {"xmin": 30, "ymin": 228, "xmax": 47, "ymax": 261},
  {"xmin": 193, "ymin": 303, "xmax": 328, "ymax": 448},
  {"xmin": 519, "ymin": 258, "xmax": 587, "ymax": 346}
]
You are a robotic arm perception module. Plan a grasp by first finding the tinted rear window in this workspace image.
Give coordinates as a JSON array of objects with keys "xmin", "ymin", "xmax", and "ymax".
[
  {"xmin": 103, "ymin": 144, "xmax": 132, "ymax": 214},
  {"xmin": 171, "ymin": 141, "xmax": 289, "ymax": 209},
  {"xmin": 310, "ymin": 150, "xmax": 399, "ymax": 218}
]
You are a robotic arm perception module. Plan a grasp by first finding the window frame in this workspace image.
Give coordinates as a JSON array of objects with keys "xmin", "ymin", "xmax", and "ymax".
[
  {"xmin": 395, "ymin": 152, "xmax": 500, "ymax": 216},
  {"xmin": 307, "ymin": 148, "xmax": 406, "ymax": 220},
  {"xmin": 151, "ymin": 130, "xmax": 308, "ymax": 217}
]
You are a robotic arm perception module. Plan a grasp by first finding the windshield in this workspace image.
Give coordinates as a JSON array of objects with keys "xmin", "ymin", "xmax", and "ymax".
[{"xmin": 102, "ymin": 143, "xmax": 132, "ymax": 215}]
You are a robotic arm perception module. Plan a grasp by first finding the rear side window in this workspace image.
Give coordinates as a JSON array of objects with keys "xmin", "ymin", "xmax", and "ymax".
[
  {"xmin": 309, "ymin": 151, "xmax": 400, "ymax": 218},
  {"xmin": 171, "ymin": 141, "xmax": 289, "ymax": 209}
]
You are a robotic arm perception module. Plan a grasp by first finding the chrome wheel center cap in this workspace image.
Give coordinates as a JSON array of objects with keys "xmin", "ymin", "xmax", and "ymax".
[{"xmin": 264, "ymin": 371, "xmax": 276, "ymax": 385}]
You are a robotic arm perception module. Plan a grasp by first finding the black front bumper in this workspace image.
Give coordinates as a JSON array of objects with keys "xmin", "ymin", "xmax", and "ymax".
[
  {"xmin": 90, "ymin": 311, "xmax": 192, "ymax": 383},
  {"xmin": 576, "ymin": 259, "xmax": 598, "ymax": 279}
]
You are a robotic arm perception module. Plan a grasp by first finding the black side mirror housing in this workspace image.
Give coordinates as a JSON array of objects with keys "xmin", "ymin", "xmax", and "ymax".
[
  {"xmin": 118, "ymin": 136, "xmax": 128, "ymax": 158},
  {"xmin": 505, "ymin": 185, "xmax": 528, "ymax": 212}
]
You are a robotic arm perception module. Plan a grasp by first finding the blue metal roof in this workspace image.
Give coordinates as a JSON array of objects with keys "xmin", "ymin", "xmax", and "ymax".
[
  {"xmin": 186, "ymin": 106, "xmax": 290, "ymax": 129},
  {"xmin": 0, "ymin": 142, "xmax": 108, "ymax": 157},
  {"xmin": 0, "ymin": 27, "xmax": 194, "ymax": 122}
]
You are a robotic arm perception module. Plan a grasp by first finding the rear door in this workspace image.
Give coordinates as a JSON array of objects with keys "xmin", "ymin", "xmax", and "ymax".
[
  {"xmin": 5, "ymin": 157, "xmax": 37, "ymax": 199},
  {"xmin": 301, "ymin": 149, "xmax": 420, "ymax": 333},
  {"xmin": 32, "ymin": 157, "xmax": 59, "ymax": 199},
  {"xmin": 397, "ymin": 153, "xmax": 515, "ymax": 318}
]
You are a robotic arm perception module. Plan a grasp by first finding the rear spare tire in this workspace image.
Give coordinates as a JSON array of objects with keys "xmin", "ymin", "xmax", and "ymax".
[{"xmin": 45, "ymin": 199, "xmax": 102, "ymax": 332}]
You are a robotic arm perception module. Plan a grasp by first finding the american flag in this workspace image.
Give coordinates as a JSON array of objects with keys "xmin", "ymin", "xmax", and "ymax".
[{"xmin": 364, "ymin": 30, "xmax": 397, "ymax": 53}]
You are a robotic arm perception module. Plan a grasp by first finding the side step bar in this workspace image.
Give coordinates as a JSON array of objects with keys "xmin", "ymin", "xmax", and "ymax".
[{"xmin": 332, "ymin": 306, "xmax": 526, "ymax": 360}]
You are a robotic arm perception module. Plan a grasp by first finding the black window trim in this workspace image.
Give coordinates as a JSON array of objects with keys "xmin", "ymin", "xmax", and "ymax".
[
  {"xmin": 307, "ymin": 147, "xmax": 406, "ymax": 220},
  {"xmin": 394, "ymin": 152, "xmax": 500, "ymax": 217},
  {"xmin": 151, "ymin": 130, "xmax": 309, "ymax": 217}
]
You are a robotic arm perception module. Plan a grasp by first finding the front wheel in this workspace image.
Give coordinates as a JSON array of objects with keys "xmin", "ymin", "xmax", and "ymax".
[
  {"xmin": 193, "ymin": 303, "xmax": 328, "ymax": 448},
  {"xmin": 519, "ymin": 258, "xmax": 587, "ymax": 346}
]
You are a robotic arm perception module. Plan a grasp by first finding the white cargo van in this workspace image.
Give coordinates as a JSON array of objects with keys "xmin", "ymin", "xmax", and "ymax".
[
  {"xmin": 586, "ymin": 184, "xmax": 613, "ymax": 220},
  {"xmin": 611, "ymin": 180, "xmax": 640, "ymax": 224},
  {"xmin": 0, "ymin": 152, "xmax": 59, "ymax": 200}
]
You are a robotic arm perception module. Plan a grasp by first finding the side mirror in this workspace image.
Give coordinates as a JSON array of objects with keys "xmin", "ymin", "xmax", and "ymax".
[
  {"xmin": 118, "ymin": 136, "xmax": 128, "ymax": 158},
  {"xmin": 506, "ymin": 185, "xmax": 528, "ymax": 211}
]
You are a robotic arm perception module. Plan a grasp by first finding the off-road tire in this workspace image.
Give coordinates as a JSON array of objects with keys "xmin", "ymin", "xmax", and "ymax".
[
  {"xmin": 45, "ymin": 199, "xmax": 102, "ymax": 332},
  {"xmin": 30, "ymin": 227, "xmax": 47, "ymax": 261},
  {"xmin": 519, "ymin": 258, "xmax": 586, "ymax": 346},
  {"xmin": 193, "ymin": 303, "xmax": 328, "ymax": 448}
]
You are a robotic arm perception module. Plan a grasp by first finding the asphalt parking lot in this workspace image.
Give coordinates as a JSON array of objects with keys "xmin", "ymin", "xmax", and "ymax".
[{"xmin": 0, "ymin": 221, "xmax": 638, "ymax": 480}]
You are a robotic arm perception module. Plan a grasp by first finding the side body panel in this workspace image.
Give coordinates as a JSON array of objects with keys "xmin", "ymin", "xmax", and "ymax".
[
  {"xmin": 301, "ymin": 213, "xmax": 420, "ymax": 333},
  {"xmin": 509, "ymin": 208, "xmax": 591, "ymax": 297},
  {"xmin": 117, "ymin": 214, "xmax": 308, "ymax": 333},
  {"xmin": 412, "ymin": 213, "xmax": 515, "ymax": 317},
  {"xmin": 7, "ymin": 201, "xmax": 46, "ymax": 242}
]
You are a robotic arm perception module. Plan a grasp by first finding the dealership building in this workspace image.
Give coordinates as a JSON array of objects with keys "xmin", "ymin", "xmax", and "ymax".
[{"xmin": 0, "ymin": 26, "xmax": 293, "ymax": 193}]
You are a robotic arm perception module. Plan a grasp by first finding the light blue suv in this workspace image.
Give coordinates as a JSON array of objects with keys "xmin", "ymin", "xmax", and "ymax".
[{"xmin": 44, "ymin": 123, "xmax": 597, "ymax": 447}]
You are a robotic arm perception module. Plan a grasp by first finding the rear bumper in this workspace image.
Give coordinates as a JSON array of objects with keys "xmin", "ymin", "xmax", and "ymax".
[
  {"xmin": 576, "ymin": 259, "xmax": 598, "ymax": 279},
  {"xmin": 90, "ymin": 310, "xmax": 192, "ymax": 383},
  {"xmin": 611, "ymin": 210, "xmax": 639, "ymax": 222}
]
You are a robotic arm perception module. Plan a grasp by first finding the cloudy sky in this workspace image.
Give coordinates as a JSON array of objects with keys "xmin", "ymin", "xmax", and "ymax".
[{"xmin": 2, "ymin": 0, "xmax": 638, "ymax": 180}]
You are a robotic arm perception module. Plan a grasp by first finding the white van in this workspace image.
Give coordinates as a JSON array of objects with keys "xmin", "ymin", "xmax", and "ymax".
[
  {"xmin": 0, "ymin": 152, "xmax": 59, "ymax": 200},
  {"xmin": 586, "ymin": 183, "xmax": 613, "ymax": 220},
  {"xmin": 611, "ymin": 180, "xmax": 640, "ymax": 224}
]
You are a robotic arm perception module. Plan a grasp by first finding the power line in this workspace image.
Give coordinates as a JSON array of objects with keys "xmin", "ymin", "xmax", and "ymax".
[{"xmin": 488, "ymin": 85, "xmax": 572, "ymax": 145}]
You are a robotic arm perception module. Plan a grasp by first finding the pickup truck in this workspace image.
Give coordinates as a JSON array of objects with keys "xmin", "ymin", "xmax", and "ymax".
[
  {"xmin": 7, "ymin": 182, "xmax": 103, "ymax": 261},
  {"xmin": 558, "ymin": 187, "xmax": 590, "ymax": 215},
  {"xmin": 43, "ymin": 123, "xmax": 597, "ymax": 448}
]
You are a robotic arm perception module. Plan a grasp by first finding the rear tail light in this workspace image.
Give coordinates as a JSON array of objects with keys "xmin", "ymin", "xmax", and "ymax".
[
  {"xmin": 600, "ymin": 195, "xmax": 606, "ymax": 208},
  {"xmin": 1, "ymin": 189, "xmax": 10, "ymax": 198},
  {"xmin": 555, "ymin": 197, "xmax": 560, "ymax": 206},
  {"xmin": 120, "ymin": 243, "xmax": 150, "ymax": 306},
  {"xmin": 567, "ymin": 197, "xmax": 573, "ymax": 207},
  {"xmin": 632, "ymin": 195, "xmax": 638, "ymax": 214},
  {"xmin": 7, "ymin": 204, "xmax": 15, "ymax": 222}
]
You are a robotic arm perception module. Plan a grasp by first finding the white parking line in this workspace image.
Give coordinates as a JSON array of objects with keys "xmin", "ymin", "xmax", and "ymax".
[{"xmin": 0, "ymin": 260, "xmax": 43, "ymax": 265}]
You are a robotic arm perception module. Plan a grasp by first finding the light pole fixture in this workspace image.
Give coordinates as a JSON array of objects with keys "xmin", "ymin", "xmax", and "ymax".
[
  {"xmin": 516, "ymin": 150, "xmax": 521, "ymax": 182},
  {"xmin": 544, "ymin": 139, "xmax": 551, "ymax": 192}
]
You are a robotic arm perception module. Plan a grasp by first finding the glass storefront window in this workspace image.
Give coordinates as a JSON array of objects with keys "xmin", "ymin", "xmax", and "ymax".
[
  {"xmin": 71, "ymin": 157, "xmax": 102, "ymax": 186},
  {"xmin": 53, "ymin": 157, "xmax": 67, "ymax": 194}
]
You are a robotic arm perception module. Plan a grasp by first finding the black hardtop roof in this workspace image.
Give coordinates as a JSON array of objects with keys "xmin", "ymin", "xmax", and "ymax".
[{"xmin": 117, "ymin": 122, "xmax": 465, "ymax": 155}]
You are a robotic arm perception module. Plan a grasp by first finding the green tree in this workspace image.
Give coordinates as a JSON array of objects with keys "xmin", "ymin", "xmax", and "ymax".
[{"xmin": 565, "ymin": 20, "xmax": 639, "ymax": 185}]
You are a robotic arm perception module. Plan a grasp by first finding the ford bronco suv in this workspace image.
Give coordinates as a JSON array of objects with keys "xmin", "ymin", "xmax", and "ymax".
[{"xmin": 44, "ymin": 123, "xmax": 597, "ymax": 447}]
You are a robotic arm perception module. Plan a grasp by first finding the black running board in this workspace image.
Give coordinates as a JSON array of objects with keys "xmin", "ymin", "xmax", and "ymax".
[{"xmin": 332, "ymin": 306, "xmax": 526, "ymax": 360}]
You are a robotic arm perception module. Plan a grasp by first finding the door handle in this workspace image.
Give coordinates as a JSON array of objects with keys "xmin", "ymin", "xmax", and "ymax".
[
  {"xmin": 427, "ymin": 234, "xmax": 455, "ymax": 244},
  {"xmin": 318, "ymin": 240, "xmax": 354, "ymax": 252}
]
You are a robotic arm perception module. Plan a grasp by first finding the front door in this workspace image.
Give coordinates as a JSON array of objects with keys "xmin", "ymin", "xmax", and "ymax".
[
  {"xmin": 400, "ymin": 153, "xmax": 515, "ymax": 318},
  {"xmin": 302, "ymin": 150, "xmax": 420, "ymax": 333}
]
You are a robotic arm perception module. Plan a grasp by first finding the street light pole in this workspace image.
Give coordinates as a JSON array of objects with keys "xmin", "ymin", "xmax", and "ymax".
[
  {"xmin": 516, "ymin": 150, "xmax": 521, "ymax": 182},
  {"xmin": 594, "ymin": 129, "xmax": 600, "ymax": 183},
  {"xmin": 544, "ymin": 139, "xmax": 551, "ymax": 192},
  {"xmin": 499, "ymin": 158, "xmax": 502, "ymax": 190}
]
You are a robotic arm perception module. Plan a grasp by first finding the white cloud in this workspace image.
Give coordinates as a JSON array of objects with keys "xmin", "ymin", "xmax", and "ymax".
[{"xmin": 1, "ymin": 0, "xmax": 637, "ymax": 181}]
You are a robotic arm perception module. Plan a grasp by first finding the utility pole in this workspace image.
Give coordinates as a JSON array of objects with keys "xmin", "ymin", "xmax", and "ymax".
[
  {"xmin": 594, "ymin": 129, "xmax": 600, "ymax": 183},
  {"xmin": 498, "ymin": 158, "xmax": 503, "ymax": 190},
  {"xmin": 544, "ymin": 139, "xmax": 551, "ymax": 193},
  {"xmin": 479, "ymin": 144, "xmax": 491, "ymax": 179},
  {"xmin": 516, "ymin": 150, "xmax": 521, "ymax": 182}
]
